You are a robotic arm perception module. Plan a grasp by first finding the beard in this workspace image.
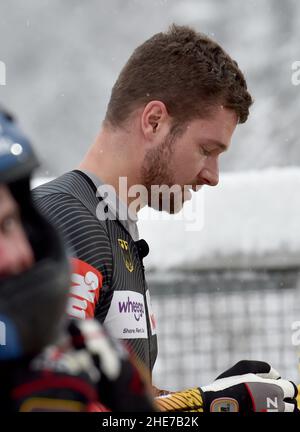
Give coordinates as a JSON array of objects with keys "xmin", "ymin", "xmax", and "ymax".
[{"xmin": 140, "ymin": 131, "xmax": 192, "ymax": 214}]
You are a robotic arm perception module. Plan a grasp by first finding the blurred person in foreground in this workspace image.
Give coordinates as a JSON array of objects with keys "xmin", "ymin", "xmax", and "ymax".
[
  {"xmin": 32, "ymin": 25, "xmax": 298, "ymax": 412},
  {"xmin": 0, "ymin": 107, "xmax": 156, "ymax": 412}
]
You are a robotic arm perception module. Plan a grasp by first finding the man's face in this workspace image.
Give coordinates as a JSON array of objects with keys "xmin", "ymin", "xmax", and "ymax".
[
  {"xmin": 0, "ymin": 184, "xmax": 34, "ymax": 277},
  {"xmin": 141, "ymin": 106, "xmax": 238, "ymax": 213}
]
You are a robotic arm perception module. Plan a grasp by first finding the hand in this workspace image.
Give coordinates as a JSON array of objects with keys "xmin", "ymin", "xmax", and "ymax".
[{"xmin": 199, "ymin": 360, "xmax": 298, "ymax": 412}]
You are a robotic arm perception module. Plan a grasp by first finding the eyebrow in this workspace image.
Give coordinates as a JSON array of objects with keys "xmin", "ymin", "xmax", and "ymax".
[{"xmin": 201, "ymin": 139, "xmax": 228, "ymax": 152}]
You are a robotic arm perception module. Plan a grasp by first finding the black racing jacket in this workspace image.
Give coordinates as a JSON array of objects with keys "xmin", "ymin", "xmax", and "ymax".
[{"xmin": 32, "ymin": 170, "xmax": 158, "ymax": 377}]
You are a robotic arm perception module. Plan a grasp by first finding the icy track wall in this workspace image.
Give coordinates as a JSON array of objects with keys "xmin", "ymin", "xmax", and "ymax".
[{"xmin": 138, "ymin": 167, "xmax": 300, "ymax": 271}]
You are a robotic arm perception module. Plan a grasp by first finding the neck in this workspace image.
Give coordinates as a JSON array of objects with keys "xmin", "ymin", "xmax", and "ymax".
[{"xmin": 78, "ymin": 128, "xmax": 145, "ymax": 213}]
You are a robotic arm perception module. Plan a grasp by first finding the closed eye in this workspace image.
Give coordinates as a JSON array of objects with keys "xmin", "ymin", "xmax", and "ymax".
[{"xmin": 200, "ymin": 147, "xmax": 211, "ymax": 157}]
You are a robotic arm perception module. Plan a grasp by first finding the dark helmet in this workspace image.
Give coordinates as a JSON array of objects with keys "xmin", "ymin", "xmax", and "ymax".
[{"xmin": 0, "ymin": 107, "xmax": 70, "ymax": 360}]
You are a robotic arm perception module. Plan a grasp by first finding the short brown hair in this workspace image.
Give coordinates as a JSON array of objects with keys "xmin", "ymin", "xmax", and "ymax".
[{"xmin": 105, "ymin": 24, "xmax": 253, "ymax": 128}]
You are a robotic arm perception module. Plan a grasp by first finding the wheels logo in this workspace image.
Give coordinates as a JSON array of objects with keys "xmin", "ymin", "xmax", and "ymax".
[{"xmin": 118, "ymin": 297, "xmax": 145, "ymax": 322}]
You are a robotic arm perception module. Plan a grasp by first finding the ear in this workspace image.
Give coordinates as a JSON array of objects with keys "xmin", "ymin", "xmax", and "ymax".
[{"xmin": 141, "ymin": 101, "xmax": 169, "ymax": 141}]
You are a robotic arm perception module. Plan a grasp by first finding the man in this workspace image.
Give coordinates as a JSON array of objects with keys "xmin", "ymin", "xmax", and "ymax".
[
  {"xmin": 0, "ymin": 107, "xmax": 156, "ymax": 412},
  {"xmin": 32, "ymin": 25, "xmax": 299, "ymax": 411}
]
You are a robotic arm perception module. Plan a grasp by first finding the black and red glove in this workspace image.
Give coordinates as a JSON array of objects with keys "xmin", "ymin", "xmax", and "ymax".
[{"xmin": 199, "ymin": 360, "xmax": 298, "ymax": 412}]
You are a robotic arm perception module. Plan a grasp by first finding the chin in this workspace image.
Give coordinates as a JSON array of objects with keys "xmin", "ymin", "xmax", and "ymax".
[
  {"xmin": 160, "ymin": 197, "xmax": 186, "ymax": 214},
  {"xmin": 148, "ymin": 189, "xmax": 190, "ymax": 214},
  {"xmin": 170, "ymin": 199, "xmax": 187, "ymax": 214},
  {"xmin": 168, "ymin": 206, "xmax": 183, "ymax": 215}
]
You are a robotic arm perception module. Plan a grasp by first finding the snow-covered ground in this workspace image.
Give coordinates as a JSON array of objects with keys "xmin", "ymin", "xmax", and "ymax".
[{"xmin": 138, "ymin": 167, "xmax": 300, "ymax": 271}]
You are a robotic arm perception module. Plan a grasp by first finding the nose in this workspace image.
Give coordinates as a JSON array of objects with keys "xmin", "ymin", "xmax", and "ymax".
[{"xmin": 199, "ymin": 158, "xmax": 219, "ymax": 187}]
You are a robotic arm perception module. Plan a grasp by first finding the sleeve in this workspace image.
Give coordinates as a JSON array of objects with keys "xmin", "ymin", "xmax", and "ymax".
[
  {"xmin": 155, "ymin": 388, "xmax": 204, "ymax": 412},
  {"xmin": 33, "ymin": 193, "xmax": 113, "ymax": 322}
]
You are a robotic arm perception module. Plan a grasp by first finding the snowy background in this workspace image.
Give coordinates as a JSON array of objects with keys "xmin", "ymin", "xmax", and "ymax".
[
  {"xmin": 0, "ymin": 0, "xmax": 300, "ymax": 175},
  {"xmin": 139, "ymin": 168, "xmax": 300, "ymax": 271},
  {"xmin": 5, "ymin": 0, "xmax": 300, "ymax": 389}
]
